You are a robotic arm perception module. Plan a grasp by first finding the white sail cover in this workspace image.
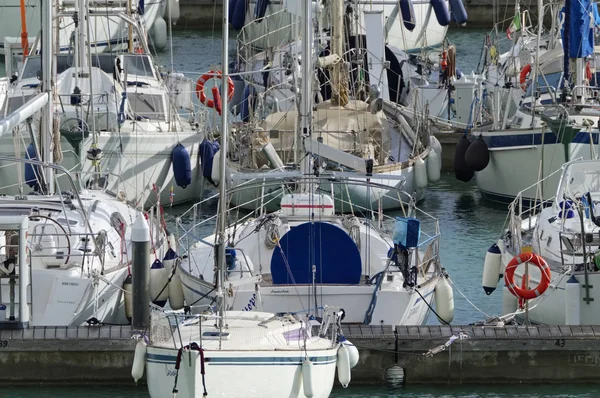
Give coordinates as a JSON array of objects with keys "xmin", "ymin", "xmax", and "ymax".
[{"xmin": 262, "ymin": 100, "xmax": 390, "ymax": 161}]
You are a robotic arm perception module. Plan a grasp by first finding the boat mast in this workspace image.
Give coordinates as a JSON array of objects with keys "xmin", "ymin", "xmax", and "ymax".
[
  {"xmin": 216, "ymin": 0, "xmax": 231, "ymax": 331},
  {"xmin": 41, "ymin": 0, "xmax": 54, "ymax": 192},
  {"xmin": 300, "ymin": 0, "xmax": 313, "ymax": 190},
  {"xmin": 330, "ymin": 0, "xmax": 347, "ymax": 106},
  {"xmin": 529, "ymin": 0, "xmax": 542, "ymax": 123}
]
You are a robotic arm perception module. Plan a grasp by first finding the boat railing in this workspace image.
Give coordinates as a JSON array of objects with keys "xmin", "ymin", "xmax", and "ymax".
[
  {"xmin": 175, "ymin": 175, "xmax": 440, "ymax": 274},
  {"xmin": 236, "ymin": 8, "xmax": 300, "ymax": 61},
  {"xmin": 506, "ymin": 164, "xmax": 568, "ymax": 251},
  {"xmin": 149, "ymin": 302, "xmax": 344, "ymax": 349}
]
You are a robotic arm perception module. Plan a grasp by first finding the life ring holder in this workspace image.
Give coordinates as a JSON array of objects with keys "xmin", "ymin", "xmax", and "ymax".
[
  {"xmin": 505, "ymin": 252, "xmax": 551, "ymax": 301},
  {"xmin": 196, "ymin": 71, "xmax": 234, "ymax": 109},
  {"xmin": 519, "ymin": 64, "xmax": 532, "ymax": 91}
]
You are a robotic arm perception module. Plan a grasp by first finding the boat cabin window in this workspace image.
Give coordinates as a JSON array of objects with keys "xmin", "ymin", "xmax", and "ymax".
[
  {"xmin": 129, "ymin": 93, "xmax": 165, "ymax": 119},
  {"xmin": 525, "ymin": 72, "xmax": 563, "ymax": 97},
  {"xmin": 21, "ymin": 54, "xmax": 117, "ymax": 81},
  {"xmin": 90, "ymin": 54, "xmax": 118, "ymax": 74},
  {"xmin": 122, "ymin": 55, "xmax": 154, "ymax": 78},
  {"xmin": 21, "ymin": 56, "xmax": 42, "ymax": 80}
]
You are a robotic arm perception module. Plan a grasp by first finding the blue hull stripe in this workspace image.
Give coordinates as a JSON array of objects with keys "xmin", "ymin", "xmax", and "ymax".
[
  {"xmin": 572, "ymin": 131, "xmax": 600, "ymax": 144},
  {"xmin": 147, "ymin": 353, "xmax": 337, "ymax": 366},
  {"xmin": 481, "ymin": 131, "xmax": 600, "ymax": 149},
  {"xmin": 415, "ymin": 289, "xmax": 434, "ymax": 304},
  {"xmin": 482, "ymin": 131, "xmax": 559, "ymax": 149}
]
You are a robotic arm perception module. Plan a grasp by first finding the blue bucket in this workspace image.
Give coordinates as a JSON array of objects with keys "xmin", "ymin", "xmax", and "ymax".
[{"xmin": 393, "ymin": 217, "xmax": 421, "ymax": 248}]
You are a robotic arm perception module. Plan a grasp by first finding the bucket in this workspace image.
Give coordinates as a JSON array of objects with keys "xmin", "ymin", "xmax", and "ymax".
[
  {"xmin": 393, "ymin": 217, "xmax": 421, "ymax": 248},
  {"xmin": 0, "ymin": 304, "xmax": 6, "ymax": 321}
]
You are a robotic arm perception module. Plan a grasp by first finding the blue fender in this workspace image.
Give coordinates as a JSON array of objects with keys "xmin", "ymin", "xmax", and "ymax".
[
  {"xmin": 449, "ymin": 0, "xmax": 468, "ymax": 25},
  {"xmin": 431, "ymin": 0, "xmax": 451, "ymax": 26},
  {"xmin": 172, "ymin": 143, "xmax": 192, "ymax": 188},
  {"xmin": 255, "ymin": 0, "xmax": 269, "ymax": 22},
  {"xmin": 240, "ymin": 85, "xmax": 257, "ymax": 122},
  {"xmin": 400, "ymin": 0, "xmax": 416, "ymax": 31},
  {"xmin": 232, "ymin": 0, "xmax": 246, "ymax": 30}
]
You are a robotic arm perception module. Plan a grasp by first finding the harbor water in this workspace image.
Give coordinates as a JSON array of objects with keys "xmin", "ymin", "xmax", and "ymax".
[{"xmin": 3, "ymin": 27, "xmax": 586, "ymax": 396}]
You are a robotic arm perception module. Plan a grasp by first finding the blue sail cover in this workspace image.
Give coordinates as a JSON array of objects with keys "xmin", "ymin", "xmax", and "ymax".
[{"xmin": 561, "ymin": 0, "xmax": 594, "ymax": 58}]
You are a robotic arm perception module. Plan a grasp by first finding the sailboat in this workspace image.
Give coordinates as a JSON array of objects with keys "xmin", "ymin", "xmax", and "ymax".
[
  {"xmin": 0, "ymin": 0, "xmax": 206, "ymax": 208},
  {"xmin": 200, "ymin": 0, "xmax": 444, "ymax": 212},
  {"xmin": 0, "ymin": 0, "xmax": 170, "ymax": 328},
  {"xmin": 482, "ymin": 159, "xmax": 600, "ymax": 325},
  {"xmin": 448, "ymin": 0, "xmax": 600, "ymax": 204},
  {"xmin": 143, "ymin": 2, "xmax": 350, "ymax": 396},
  {"xmin": 176, "ymin": 0, "xmax": 453, "ymax": 328}
]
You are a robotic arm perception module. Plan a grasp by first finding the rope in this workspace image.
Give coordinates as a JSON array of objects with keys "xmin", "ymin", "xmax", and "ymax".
[
  {"xmin": 363, "ymin": 272, "xmax": 384, "ymax": 325},
  {"xmin": 342, "ymin": 215, "xmax": 361, "ymax": 251},
  {"xmin": 263, "ymin": 214, "xmax": 282, "ymax": 250},
  {"xmin": 415, "ymin": 284, "xmax": 450, "ymax": 326},
  {"xmin": 447, "ymin": 277, "xmax": 491, "ymax": 319}
]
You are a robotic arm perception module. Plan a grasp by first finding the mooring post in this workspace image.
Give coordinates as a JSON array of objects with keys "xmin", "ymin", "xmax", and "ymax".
[{"xmin": 131, "ymin": 214, "xmax": 150, "ymax": 330}]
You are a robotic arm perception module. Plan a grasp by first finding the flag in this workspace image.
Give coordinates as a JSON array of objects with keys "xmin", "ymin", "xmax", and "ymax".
[{"xmin": 506, "ymin": 13, "xmax": 521, "ymax": 40}]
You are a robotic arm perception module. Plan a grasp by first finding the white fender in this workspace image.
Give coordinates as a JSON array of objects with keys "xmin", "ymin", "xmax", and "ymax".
[
  {"xmin": 211, "ymin": 150, "xmax": 221, "ymax": 185},
  {"xmin": 168, "ymin": 271, "xmax": 185, "ymax": 310},
  {"xmin": 167, "ymin": 0, "xmax": 180, "ymax": 24},
  {"xmin": 434, "ymin": 276, "xmax": 455, "ymax": 324},
  {"xmin": 340, "ymin": 337, "xmax": 359, "ymax": 368},
  {"xmin": 337, "ymin": 344, "xmax": 351, "ymax": 388},
  {"xmin": 502, "ymin": 285, "xmax": 518, "ymax": 315},
  {"xmin": 414, "ymin": 157, "xmax": 428, "ymax": 189},
  {"xmin": 149, "ymin": 260, "xmax": 169, "ymax": 306},
  {"xmin": 123, "ymin": 274, "xmax": 133, "ymax": 322},
  {"xmin": 302, "ymin": 358, "xmax": 315, "ymax": 398},
  {"xmin": 430, "ymin": 135, "xmax": 443, "ymax": 160},
  {"xmin": 426, "ymin": 150, "xmax": 441, "ymax": 182},
  {"xmin": 151, "ymin": 16, "xmax": 168, "ymax": 51},
  {"xmin": 167, "ymin": 234, "xmax": 177, "ymax": 252},
  {"xmin": 565, "ymin": 275, "xmax": 581, "ymax": 325},
  {"xmin": 131, "ymin": 339, "xmax": 147, "ymax": 382},
  {"xmin": 482, "ymin": 243, "xmax": 502, "ymax": 295}
]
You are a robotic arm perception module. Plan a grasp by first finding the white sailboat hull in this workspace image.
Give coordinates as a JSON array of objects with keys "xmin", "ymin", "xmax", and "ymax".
[
  {"xmin": 474, "ymin": 129, "xmax": 597, "ymax": 204},
  {"xmin": 146, "ymin": 345, "xmax": 338, "ymax": 398},
  {"xmin": 178, "ymin": 264, "xmax": 435, "ymax": 326}
]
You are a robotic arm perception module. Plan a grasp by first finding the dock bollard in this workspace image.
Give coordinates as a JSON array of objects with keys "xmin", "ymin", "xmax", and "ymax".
[{"xmin": 131, "ymin": 215, "xmax": 150, "ymax": 330}]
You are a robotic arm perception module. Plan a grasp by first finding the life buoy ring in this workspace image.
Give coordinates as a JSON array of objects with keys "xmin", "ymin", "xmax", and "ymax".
[
  {"xmin": 505, "ymin": 253, "xmax": 551, "ymax": 301},
  {"xmin": 519, "ymin": 64, "xmax": 532, "ymax": 91},
  {"xmin": 586, "ymin": 61, "xmax": 593, "ymax": 81},
  {"xmin": 196, "ymin": 71, "xmax": 234, "ymax": 109}
]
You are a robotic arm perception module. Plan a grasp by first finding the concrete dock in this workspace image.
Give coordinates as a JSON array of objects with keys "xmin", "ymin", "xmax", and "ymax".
[
  {"xmin": 175, "ymin": 0, "xmax": 540, "ymax": 29},
  {"xmin": 3, "ymin": 324, "xmax": 600, "ymax": 384},
  {"xmin": 347, "ymin": 324, "xmax": 600, "ymax": 384},
  {"xmin": 0, "ymin": 325, "xmax": 135, "ymax": 383}
]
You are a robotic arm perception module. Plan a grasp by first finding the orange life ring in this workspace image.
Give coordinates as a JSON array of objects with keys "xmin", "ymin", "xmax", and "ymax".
[
  {"xmin": 519, "ymin": 64, "xmax": 532, "ymax": 91},
  {"xmin": 586, "ymin": 61, "xmax": 593, "ymax": 81},
  {"xmin": 505, "ymin": 253, "xmax": 551, "ymax": 301},
  {"xmin": 196, "ymin": 71, "xmax": 234, "ymax": 109}
]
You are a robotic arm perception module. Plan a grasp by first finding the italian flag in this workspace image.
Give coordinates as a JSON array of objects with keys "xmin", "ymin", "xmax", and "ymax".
[{"xmin": 506, "ymin": 13, "xmax": 521, "ymax": 40}]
